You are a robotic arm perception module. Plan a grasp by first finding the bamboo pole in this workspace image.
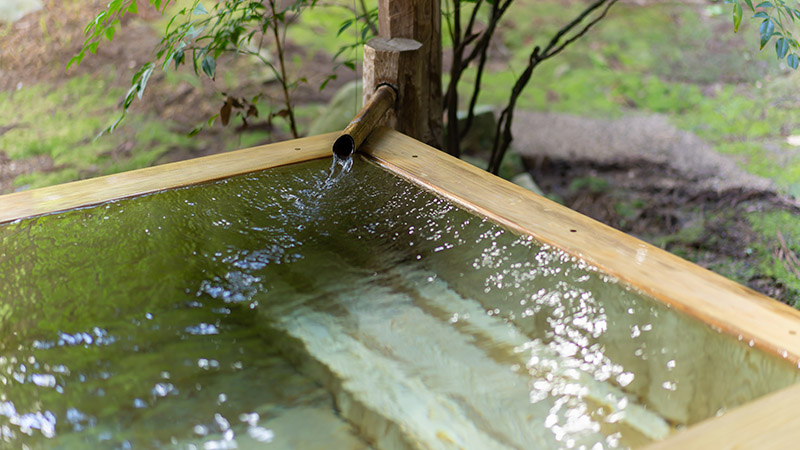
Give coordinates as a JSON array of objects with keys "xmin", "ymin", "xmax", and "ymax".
[{"xmin": 332, "ymin": 84, "xmax": 397, "ymax": 159}]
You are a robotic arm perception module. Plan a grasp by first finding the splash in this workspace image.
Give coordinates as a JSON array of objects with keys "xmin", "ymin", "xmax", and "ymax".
[{"xmin": 321, "ymin": 155, "xmax": 353, "ymax": 190}]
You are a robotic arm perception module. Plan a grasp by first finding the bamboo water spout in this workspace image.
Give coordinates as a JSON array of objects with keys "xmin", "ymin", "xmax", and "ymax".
[{"xmin": 332, "ymin": 84, "xmax": 397, "ymax": 159}]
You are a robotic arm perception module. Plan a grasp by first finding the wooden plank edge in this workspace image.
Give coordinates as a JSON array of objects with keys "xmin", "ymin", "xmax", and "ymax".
[
  {"xmin": 642, "ymin": 381, "xmax": 800, "ymax": 449},
  {"xmin": 0, "ymin": 132, "xmax": 338, "ymax": 224},
  {"xmin": 359, "ymin": 127, "xmax": 800, "ymax": 366}
]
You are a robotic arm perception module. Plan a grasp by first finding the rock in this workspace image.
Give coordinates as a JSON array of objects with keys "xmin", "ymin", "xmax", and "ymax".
[
  {"xmin": 456, "ymin": 105, "xmax": 496, "ymax": 156},
  {"xmin": 0, "ymin": 0, "xmax": 42, "ymax": 23},
  {"xmin": 497, "ymin": 149, "xmax": 525, "ymax": 180},
  {"xmin": 510, "ymin": 111, "xmax": 775, "ymax": 193},
  {"xmin": 307, "ymin": 81, "xmax": 363, "ymax": 136},
  {"xmin": 511, "ymin": 172, "xmax": 544, "ymax": 196}
]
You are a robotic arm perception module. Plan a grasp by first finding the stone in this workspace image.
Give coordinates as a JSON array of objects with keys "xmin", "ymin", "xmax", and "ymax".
[
  {"xmin": 511, "ymin": 172, "xmax": 544, "ymax": 196},
  {"xmin": 457, "ymin": 105, "xmax": 496, "ymax": 156},
  {"xmin": 307, "ymin": 81, "xmax": 363, "ymax": 136},
  {"xmin": 0, "ymin": 0, "xmax": 42, "ymax": 23}
]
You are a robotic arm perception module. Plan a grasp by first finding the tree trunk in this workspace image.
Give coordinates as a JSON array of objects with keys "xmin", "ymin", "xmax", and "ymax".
[{"xmin": 377, "ymin": 0, "xmax": 443, "ymax": 149}]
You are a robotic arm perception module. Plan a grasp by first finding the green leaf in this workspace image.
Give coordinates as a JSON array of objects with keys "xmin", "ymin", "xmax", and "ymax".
[
  {"xmin": 108, "ymin": 0, "xmax": 122, "ymax": 16},
  {"xmin": 776, "ymin": 37, "xmax": 789, "ymax": 58},
  {"xmin": 193, "ymin": 2, "xmax": 208, "ymax": 15},
  {"xmin": 88, "ymin": 42, "xmax": 100, "ymax": 54},
  {"xmin": 105, "ymin": 26, "xmax": 115, "ymax": 42},
  {"xmin": 128, "ymin": 2, "xmax": 138, "ymax": 14},
  {"xmin": 107, "ymin": 115, "xmax": 124, "ymax": 134},
  {"xmin": 173, "ymin": 49, "xmax": 185, "ymax": 69},
  {"xmin": 66, "ymin": 53, "xmax": 84, "ymax": 71},
  {"xmin": 337, "ymin": 20, "xmax": 353, "ymax": 36},
  {"xmin": 755, "ymin": 1, "xmax": 775, "ymax": 8},
  {"xmin": 734, "ymin": 2, "xmax": 743, "ymax": 32},
  {"xmin": 760, "ymin": 19, "xmax": 775, "ymax": 48},
  {"xmin": 137, "ymin": 64, "xmax": 154, "ymax": 99},
  {"xmin": 188, "ymin": 125, "xmax": 203, "ymax": 137},
  {"xmin": 753, "ymin": 11, "xmax": 769, "ymax": 18},
  {"xmin": 788, "ymin": 53, "xmax": 799, "ymax": 69},
  {"xmin": 744, "ymin": 0, "xmax": 755, "ymax": 10},
  {"xmin": 201, "ymin": 55, "xmax": 216, "ymax": 78},
  {"xmin": 319, "ymin": 74, "xmax": 337, "ymax": 91}
]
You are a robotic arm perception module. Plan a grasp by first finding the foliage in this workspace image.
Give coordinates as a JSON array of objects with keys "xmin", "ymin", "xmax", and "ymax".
[
  {"xmin": 70, "ymin": 0, "xmax": 337, "ymax": 138},
  {"xmin": 71, "ymin": 0, "xmax": 379, "ymax": 139},
  {"xmin": 729, "ymin": 0, "xmax": 800, "ymax": 69}
]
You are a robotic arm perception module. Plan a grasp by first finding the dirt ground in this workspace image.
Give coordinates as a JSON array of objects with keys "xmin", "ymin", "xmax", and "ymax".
[{"xmin": 527, "ymin": 155, "xmax": 800, "ymax": 301}]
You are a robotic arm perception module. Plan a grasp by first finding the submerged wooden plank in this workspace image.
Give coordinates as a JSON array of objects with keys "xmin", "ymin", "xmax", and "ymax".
[
  {"xmin": 0, "ymin": 132, "xmax": 337, "ymax": 224},
  {"xmin": 360, "ymin": 127, "xmax": 800, "ymax": 365}
]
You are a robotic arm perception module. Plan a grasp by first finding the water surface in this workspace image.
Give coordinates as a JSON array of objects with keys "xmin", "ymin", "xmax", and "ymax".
[{"xmin": 0, "ymin": 157, "xmax": 797, "ymax": 449}]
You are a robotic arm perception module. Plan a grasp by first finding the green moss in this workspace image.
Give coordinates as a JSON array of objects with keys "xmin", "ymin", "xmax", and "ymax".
[
  {"xmin": 569, "ymin": 176, "xmax": 609, "ymax": 194},
  {"xmin": 614, "ymin": 199, "xmax": 646, "ymax": 220},
  {"xmin": 0, "ymin": 75, "xmax": 204, "ymax": 191},
  {"xmin": 747, "ymin": 211, "xmax": 800, "ymax": 303}
]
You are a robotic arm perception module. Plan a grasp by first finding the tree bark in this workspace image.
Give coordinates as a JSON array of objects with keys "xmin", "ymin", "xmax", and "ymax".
[
  {"xmin": 377, "ymin": 0, "xmax": 443, "ymax": 149},
  {"xmin": 363, "ymin": 38, "xmax": 424, "ymax": 138}
]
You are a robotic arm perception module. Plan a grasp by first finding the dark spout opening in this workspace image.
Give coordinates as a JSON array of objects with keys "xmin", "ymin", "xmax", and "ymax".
[{"xmin": 333, "ymin": 134, "xmax": 355, "ymax": 159}]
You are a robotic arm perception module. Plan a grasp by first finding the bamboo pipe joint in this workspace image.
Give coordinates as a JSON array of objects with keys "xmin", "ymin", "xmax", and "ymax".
[{"xmin": 332, "ymin": 84, "xmax": 397, "ymax": 159}]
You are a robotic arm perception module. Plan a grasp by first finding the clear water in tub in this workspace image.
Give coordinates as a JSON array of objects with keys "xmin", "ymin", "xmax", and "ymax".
[{"xmin": 0, "ymin": 156, "xmax": 796, "ymax": 449}]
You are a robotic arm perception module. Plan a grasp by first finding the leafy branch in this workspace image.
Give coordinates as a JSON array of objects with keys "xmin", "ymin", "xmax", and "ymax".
[
  {"xmin": 71, "ymin": 0, "xmax": 319, "ymax": 138},
  {"xmin": 730, "ymin": 0, "xmax": 800, "ymax": 69}
]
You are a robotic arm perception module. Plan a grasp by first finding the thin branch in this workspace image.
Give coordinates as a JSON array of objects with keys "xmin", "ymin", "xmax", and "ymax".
[
  {"xmin": 268, "ymin": 0, "xmax": 299, "ymax": 138},
  {"xmin": 539, "ymin": 0, "xmax": 607, "ymax": 56},
  {"xmin": 542, "ymin": 0, "xmax": 617, "ymax": 60},
  {"xmin": 358, "ymin": 0, "xmax": 378, "ymax": 36},
  {"xmin": 464, "ymin": 0, "xmax": 484, "ymax": 39},
  {"xmin": 460, "ymin": 39, "xmax": 489, "ymax": 140},
  {"xmin": 487, "ymin": 0, "xmax": 617, "ymax": 173},
  {"xmin": 459, "ymin": 0, "xmax": 510, "ymax": 140}
]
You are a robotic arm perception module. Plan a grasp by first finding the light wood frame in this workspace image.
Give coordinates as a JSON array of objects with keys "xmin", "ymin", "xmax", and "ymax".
[{"xmin": 2, "ymin": 128, "xmax": 799, "ymax": 448}]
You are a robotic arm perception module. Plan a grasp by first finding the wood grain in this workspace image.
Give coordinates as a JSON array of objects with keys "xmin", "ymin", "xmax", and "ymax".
[
  {"xmin": 643, "ymin": 382, "xmax": 800, "ymax": 449},
  {"xmin": 339, "ymin": 84, "xmax": 396, "ymax": 156},
  {"xmin": 378, "ymin": 0, "xmax": 443, "ymax": 148},
  {"xmin": 0, "ymin": 132, "xmax": 337, "ymax": 224},
  {"xmin": 360, "ymin": 127, "xmax": 800, "ymax": 365},
  {"xmin": 363, "ymin": 37, "xmax": 423, "ymax": 139}
]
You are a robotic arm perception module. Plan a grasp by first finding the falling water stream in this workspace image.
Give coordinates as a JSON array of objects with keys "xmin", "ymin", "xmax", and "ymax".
[
  {"xmin": 0, "ymin": 156, "xmax": 797, "ymax": 449},
  {"xmin": 322, "ymin": 155, "xmax": 354, "ymax": 190}
]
